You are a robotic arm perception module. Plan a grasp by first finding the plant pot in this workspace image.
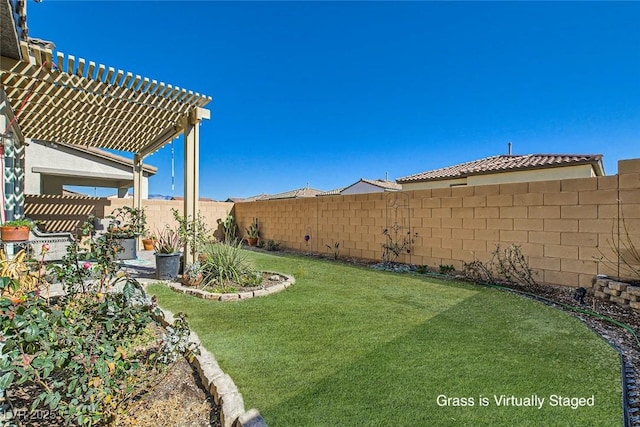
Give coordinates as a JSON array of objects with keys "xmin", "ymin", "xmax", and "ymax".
[
  {"xmin": 247, "ymin": 237, "xmax": 258, "ymax": 247},
  {"xmin": 155, "ymin": 252, "xmax": 182, "ymax": 280},
  {"xmin": 181, "ymin": 273, "xmax": 203, "ymax": 287},
  {"xmin": 0, "ymin": 226, "xmax": 30, "ymax": 242},
  {"xmin": 142, "ymin": 238, "xmax": 157, "ymax": 251},
  {"xmin": 114, "ymin": 238, "xmax": 137, "ymax": 260}
]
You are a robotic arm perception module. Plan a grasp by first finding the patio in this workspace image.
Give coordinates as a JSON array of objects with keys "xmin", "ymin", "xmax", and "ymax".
[{"xmin": 45, "ymin": 248, "xmax": 157, "ymax": 298}]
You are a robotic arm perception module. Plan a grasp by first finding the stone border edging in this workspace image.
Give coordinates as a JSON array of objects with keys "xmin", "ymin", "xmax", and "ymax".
[
  {"xmin": 593, "ymin": 276, "xmax": 640, "ymax": 311},
  {"xmin": 167, "ymin": 272, "xmax": 295, "ymax": 301},
  {"xmin": 152, "ymin": 307, "xmax": 268, "ymax": 427}
]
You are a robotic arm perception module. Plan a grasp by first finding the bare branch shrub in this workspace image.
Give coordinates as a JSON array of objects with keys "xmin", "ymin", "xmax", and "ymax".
[
  {"xmin": 597, "ymin": 214, "xmax": 640, "ymax": 281},
  {"xmin": 463, "ymin": 244, "xmax": 537, "ymax": 286}
]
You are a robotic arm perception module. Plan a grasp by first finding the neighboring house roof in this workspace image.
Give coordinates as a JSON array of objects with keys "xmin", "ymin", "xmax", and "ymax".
[
  {"xmin": 317, "ymin": 187, "xmax": 345, "ymax": 197},
  {"xmin": 267, "ymin": 187, "xmax": 322, "ymax": 200},
  {"xmin": 228, "ymin": 194, "xmax": 270, "ymax": 203},
  {"xmin": 318, "ymin": 178, "xmax": 401, "ymax": 196},
  {"xmin": 233, "ymin": 188, "xmax": 322, "ymax": 202},
  {"xmin": 352, "ymin": 178, "xmax": 401, "ymax": 191},
  {"xmin": 396, "ymin": 154, "xmax": 605, "ymax": 184}
]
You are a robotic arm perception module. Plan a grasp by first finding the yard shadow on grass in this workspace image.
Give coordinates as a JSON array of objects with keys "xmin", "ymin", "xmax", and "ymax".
[{"xmin": 262, "ymin": 288, "xmax": 622, "ymax": 427}]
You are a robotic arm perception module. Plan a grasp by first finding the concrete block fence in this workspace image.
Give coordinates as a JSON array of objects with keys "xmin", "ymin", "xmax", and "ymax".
[
  {"xmin": 234, "ymin": 158, "xmax": 640, "ymax": 288},
  {"xmin": 24, "ymin": 157, "xmax": 640, "ymax": 288}
]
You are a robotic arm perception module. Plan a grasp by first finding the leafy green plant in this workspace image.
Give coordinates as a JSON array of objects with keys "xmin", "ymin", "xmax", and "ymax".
[
  {"xmin": 439, "ymin": 264, "xmax": 455, "ymax": 275},
  {"xmin": 172, "ymin": 208, "xmax": 212, "ymax": 259},
  {"xmin": 1, "ymin": 218, "xmax": 34, "ymax": 229},
  {"xmin": 182, "ymin": 261, "xmax": 204, "ymax": 287},
  {"xmin": 416, "ymin": 265, "xmax": 429, "ymax": 274},
  {"xmin": 265, "ymin": 239, "xmax": 280, "ymax": 251},
  {"xmin": 0, "ymin": 217, "xmax": 199, "ymax": 426},
  {"xmin": 245, "ymin": 271, "xmax": 264, "ymax": 287},
  {"xmin": 106, "ymin": 206, "xmax": 147, "ymax": 239}
]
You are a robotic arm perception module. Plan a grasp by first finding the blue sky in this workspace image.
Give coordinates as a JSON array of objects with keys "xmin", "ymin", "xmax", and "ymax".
[{"xmin": 28, "ymin": 1, "xmax": 640, "ymax": 200}]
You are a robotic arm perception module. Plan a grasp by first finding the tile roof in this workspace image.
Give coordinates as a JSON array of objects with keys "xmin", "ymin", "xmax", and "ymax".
[
  {"xmin": 318, "ymin": 178, "xmax": 400, "ymax": 196},
  {"xmin": 267, "ymin": 187, "xmax": 322, "ymax": 200},
  {"xmin": 396, "ymin": 154, "xmax": 604, "ymax": 183},
  {"xmin": 359, "ymin": 178, "xmax": 402, "ymax": 191},
  {"xmin": 317, "ymin": 187, "xmax": 345, "ymax": 197},
  {"xmin": 229, "ymin": 194, "xmax": 270, "ymax": 203}
]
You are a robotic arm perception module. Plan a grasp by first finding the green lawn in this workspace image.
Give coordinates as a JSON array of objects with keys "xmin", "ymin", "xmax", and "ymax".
[{"xmin": 148, "ymin": 251, "xmax": 622, "ymax": 427}]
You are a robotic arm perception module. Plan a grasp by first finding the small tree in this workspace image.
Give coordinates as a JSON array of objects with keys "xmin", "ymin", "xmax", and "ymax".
[{"xmin": 172, "ymin": 208, "xmax": 213, "ymax": 259}]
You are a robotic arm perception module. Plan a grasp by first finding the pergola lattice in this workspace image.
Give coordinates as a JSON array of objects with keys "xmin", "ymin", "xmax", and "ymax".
[{"xmin": 1, "ymin": 41, "xmax": 211, "ymax": 262}]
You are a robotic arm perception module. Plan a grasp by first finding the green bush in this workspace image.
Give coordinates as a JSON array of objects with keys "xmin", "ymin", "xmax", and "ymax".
[
  {"xmin": 0, "ymin": 218, "xmax": 198, "ymax": 426},
  {"xmin": 265, "ymin": 239, "xmax": 280, "ymax": 251}
]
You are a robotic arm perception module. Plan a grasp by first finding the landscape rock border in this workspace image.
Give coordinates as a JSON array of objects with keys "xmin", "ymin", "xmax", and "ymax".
[
  {"xmin": 152, "ymin": 306, "xmax": 268, "ymax": 427},
  {"xmin": 166, "ymin": 272, "xmax": 295, "ymax": 301}
]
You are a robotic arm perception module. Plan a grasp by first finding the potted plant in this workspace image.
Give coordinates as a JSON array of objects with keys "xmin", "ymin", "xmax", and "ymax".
[
  {"xmin": 106, "ymin": 207, "xmax": 147, "ymax": 260},
  {"xmin": 153, "ymin": 226, "xmax": 183, "ymax": 280},
  {"xmin": 181, "ymin": 261, "xmax": 204, "ymax": 287},
  {"xmin": 246, "ymin": 218, "xmax": 259, "ymax": 246},
  {"xmin": 141, "ymin": 231, "xmax": 157, "ymax": 251},
  {"xmin": 1, "ymin": 219, "xmax": 34, "ymax": 242}
]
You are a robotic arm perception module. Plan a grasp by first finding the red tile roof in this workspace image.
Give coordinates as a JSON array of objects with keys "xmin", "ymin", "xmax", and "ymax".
[{"xmin": 396, "ymin": 154, "xmax": 604, "ymax": 183}]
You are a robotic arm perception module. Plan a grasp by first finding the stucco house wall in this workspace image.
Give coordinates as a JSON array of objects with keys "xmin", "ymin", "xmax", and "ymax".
[
  {"xmin": 341, "ymin": 181, "xmax": 393, "ymax": 195},
  {"xmin": 25, "ymin": 140, "xmax": 152, "ymax": 198},
  {"xmin": 401, "ymin": 164, "xmax": 597, "ymax": 190}
]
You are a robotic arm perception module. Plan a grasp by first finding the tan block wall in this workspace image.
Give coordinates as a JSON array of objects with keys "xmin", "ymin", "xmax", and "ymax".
[
  {"xmin": 235, "ymin": 159, "xmax": 640, "ymax": 287},
  {"xmin": 24, "ymin": 158, "xmax": 640, "ymax": 288}
]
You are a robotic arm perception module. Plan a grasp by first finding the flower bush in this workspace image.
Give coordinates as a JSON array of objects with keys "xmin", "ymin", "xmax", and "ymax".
[{"xmin": 0, "ymin": 218, "xmax": 198, "ymax": 425}]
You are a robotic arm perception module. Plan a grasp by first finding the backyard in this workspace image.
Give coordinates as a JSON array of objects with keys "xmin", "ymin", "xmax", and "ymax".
[{"xmin": 148, "ymin": 250, "xmax": 622, "ymax": 426}]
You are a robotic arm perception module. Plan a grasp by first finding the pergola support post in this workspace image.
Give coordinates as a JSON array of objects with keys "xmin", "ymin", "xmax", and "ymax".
[
  {"xmin": 133, "ymin": 153, "xmax": 143, "ymax": 250},
  {"xmin": 183, "ymin": 109, "xmax": 202, "ymax": 265}
]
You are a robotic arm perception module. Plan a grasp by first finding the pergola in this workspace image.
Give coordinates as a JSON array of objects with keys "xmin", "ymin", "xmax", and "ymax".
[{"xmin": 0, "ymin": 41, "xmax": 211, "ymax": 263}]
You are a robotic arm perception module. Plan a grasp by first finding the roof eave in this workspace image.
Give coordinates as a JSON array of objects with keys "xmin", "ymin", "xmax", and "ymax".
[{"xmin": 397, "ymin": 159, "xmax": 605, "ymax": 184}]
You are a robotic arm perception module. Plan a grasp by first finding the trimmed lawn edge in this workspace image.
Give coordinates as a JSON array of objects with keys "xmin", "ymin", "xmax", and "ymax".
[{"xmin": 149, "ymin": 298, "xmax": 267, "ymax": 427}]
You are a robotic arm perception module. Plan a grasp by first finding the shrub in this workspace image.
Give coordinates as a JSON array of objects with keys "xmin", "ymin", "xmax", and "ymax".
[
  {"xmin": 0, "ymin": 218, "xmax": 198, "ymax": 426},
  {"xmin": 463, "ymin": 244, "xmax": 537, "ymax": 286},
  {"xmin": 266, "ymin": 239, "xmax": 280, "ymax": 251},
  {"xmin": 597, "ymin": 214, "xmax": 640, "ymax": 282},
  {"xmin": 172, "ymin": 208, "xmax": 213, "ymax": 259},
  {"xmin": 381, "ymin": 228, "xmax": 417, "ymax": 264},
  {"xmin": 439, "ymin": 264, "xmax": 455, "ymax": 275},
  {"xmin": 201, "ymin": 241, "xmax": 258, "ymax": 288}
]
